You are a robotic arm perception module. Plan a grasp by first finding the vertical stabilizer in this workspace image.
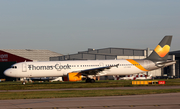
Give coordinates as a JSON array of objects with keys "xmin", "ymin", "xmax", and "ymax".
[{"xmin": 146, "ymin": 36, "xmax": 172, "ymax": 61}]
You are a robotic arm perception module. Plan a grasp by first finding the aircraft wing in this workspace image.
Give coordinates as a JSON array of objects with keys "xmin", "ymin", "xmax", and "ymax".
[{"xmin": 73, "ymin": 64, "xmax": 119, "ymax": 75}]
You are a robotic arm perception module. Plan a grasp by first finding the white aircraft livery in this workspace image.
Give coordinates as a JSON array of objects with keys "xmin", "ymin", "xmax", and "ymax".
[{"xmin": 4, "ymin": 36, "xmax": 176, "ymax": 84}]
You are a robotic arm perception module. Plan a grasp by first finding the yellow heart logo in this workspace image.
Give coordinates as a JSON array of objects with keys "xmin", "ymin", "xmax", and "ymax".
[{"xmin": 154, "ymin": 45, "xmax": 170, "ymax": 57}]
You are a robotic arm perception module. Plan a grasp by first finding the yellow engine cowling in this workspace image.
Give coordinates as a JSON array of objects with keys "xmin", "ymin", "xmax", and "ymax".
[{"xmin": 67, "ymin": 72, "xmax": 82, "ymax": 82}]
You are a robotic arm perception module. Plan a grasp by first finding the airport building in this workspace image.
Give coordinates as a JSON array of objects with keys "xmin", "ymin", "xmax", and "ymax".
[
  {"xmin": 50, "ymin": 48, "xmax": 178, "ymax": 78},
  {"xmin": 169, "ymin": 51, "xmax": 180, "ymax": 78},
  {"xmin": 0, "ymin": 49, "xmax": 62, "ymax": 81}
]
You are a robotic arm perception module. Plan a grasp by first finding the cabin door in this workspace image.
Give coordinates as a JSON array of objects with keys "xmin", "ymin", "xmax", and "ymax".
[{"xmin": 22, "ymin": 63, "xmax": 27, "ymax": 72}]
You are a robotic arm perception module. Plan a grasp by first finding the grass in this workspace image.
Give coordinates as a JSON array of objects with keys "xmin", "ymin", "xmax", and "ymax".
[
  {"xmin": 0, "ymin": 89, "xmax": 180, "ymax": 100},
  {"xmin": 0, "ymin": 79, "xmax": 180, "ymax": 100},
  {"xmin": 0, "ymin": 79, "xmax": 180, "ymax": 90},
  {"xmin": 0, "ymin": 80, "xmax": 131, "ymax": 90}
]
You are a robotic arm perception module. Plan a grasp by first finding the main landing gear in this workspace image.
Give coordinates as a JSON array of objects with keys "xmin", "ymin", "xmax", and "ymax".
[{"xmin": 85, "ymin": 78, "xmax": 95, "ymax": 83}]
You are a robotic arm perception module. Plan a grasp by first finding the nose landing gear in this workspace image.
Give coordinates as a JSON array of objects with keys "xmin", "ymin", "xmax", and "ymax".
[
  {"xmin": 21, "ymin": 77, "xmax": 27, "ymax": 85},
  {"xmin": 22, "ymin": 81, "xmax": 26, "ymax": 85}
]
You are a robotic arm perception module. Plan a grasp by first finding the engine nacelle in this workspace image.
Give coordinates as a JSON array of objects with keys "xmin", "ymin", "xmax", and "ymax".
[{"xmin": 67, "ymin": 72, "xmax": 82, "ymax": 82}]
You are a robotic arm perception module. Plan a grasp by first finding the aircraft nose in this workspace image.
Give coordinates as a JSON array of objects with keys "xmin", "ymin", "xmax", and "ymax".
[
  {"xmin": 4, "ymin": 69, "xmax": 15, "ymax": 77},
  {"xmin": 4, "ymin": 69, "xmax": 10, "ymax": 76}
]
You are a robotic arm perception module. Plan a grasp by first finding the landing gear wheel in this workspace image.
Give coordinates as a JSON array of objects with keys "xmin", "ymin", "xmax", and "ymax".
[
  {"xmin": 85, "ymin": 78, "xmax": 90, "ymax": 83},
  {"xmin": 86, "ymin": 78, "xmax": 95, "ymax": 83},
  {"xmin": 90, "ymin": 79, "xmax": 95, "ymax": 83},
  {"xmin": 22, "ymin": 81, "xmax": 26, "ymax": 85}
]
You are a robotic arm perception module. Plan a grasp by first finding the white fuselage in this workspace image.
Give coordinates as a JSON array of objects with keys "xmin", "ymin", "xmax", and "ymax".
[{"xmin": 4, "ymin": 59, "xmax": 158, "ymax": 78}]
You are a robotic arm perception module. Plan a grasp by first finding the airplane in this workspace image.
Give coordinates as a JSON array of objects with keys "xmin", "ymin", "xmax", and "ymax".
[{"xmin": 4, "ymin": 36, "xmax": 176, "ymax": 84}]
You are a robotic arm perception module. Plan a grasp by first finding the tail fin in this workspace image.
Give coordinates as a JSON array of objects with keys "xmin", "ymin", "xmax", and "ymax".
[{"xmin": 146, "ymin": 36, "xmax": 172, "ymax": 62}]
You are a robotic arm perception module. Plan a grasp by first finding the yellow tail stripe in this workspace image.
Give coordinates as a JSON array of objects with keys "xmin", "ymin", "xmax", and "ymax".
[{"xmin": 126, "ymin": 59, "xmax": 149, "ymax": 71}]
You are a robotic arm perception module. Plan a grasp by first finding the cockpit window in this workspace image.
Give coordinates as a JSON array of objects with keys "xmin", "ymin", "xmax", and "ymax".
[{"xmin": 11, "ymin": 66, "xmax": 17, "ymax": 69}]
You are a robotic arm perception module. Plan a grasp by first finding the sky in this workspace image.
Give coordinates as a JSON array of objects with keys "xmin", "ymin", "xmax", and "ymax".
[{"xmin": 0, "ymin": 0, "xmax": 180, "ymax": 55}]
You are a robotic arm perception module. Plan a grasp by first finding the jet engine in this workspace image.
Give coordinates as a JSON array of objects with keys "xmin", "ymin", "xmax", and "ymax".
[{"xmin": 67, "ymin": 72, "xmax": 83, "ymax": 82}]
